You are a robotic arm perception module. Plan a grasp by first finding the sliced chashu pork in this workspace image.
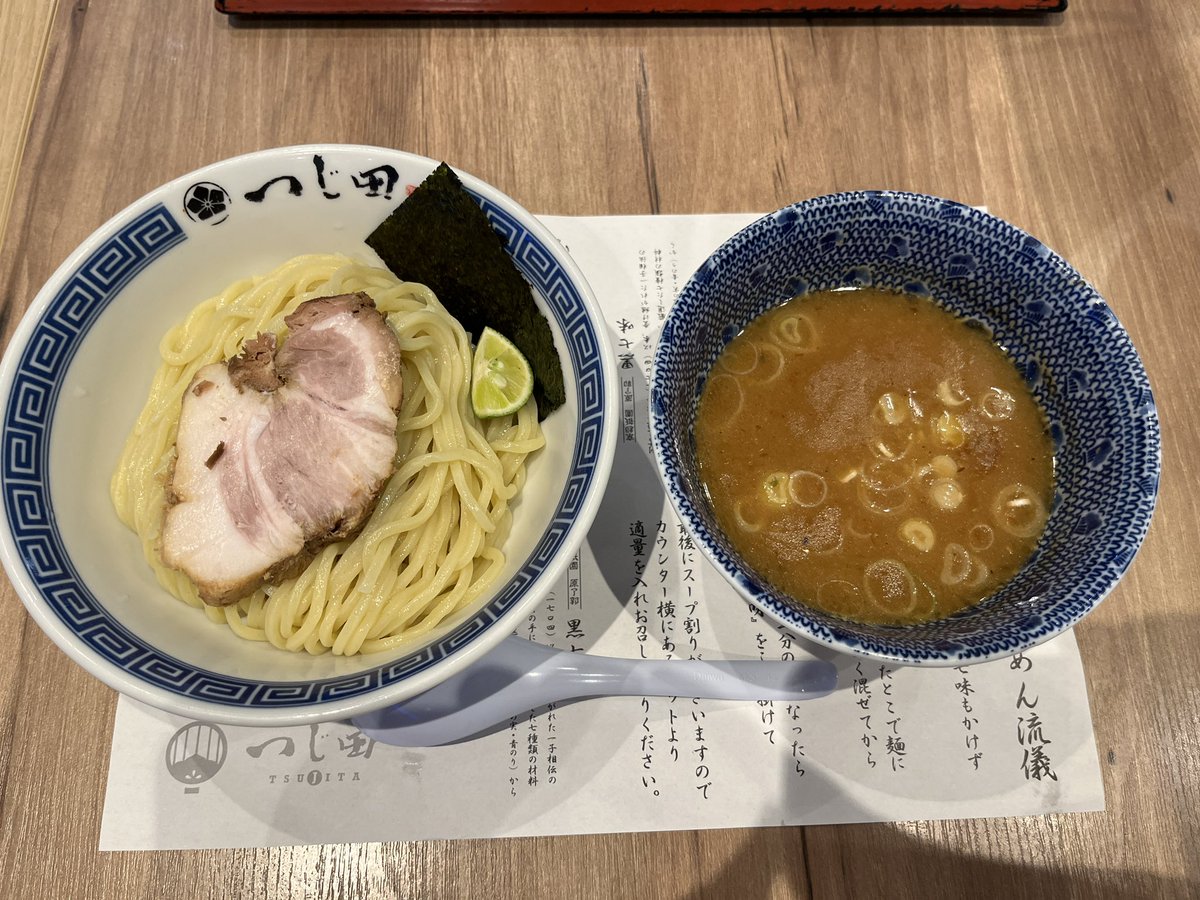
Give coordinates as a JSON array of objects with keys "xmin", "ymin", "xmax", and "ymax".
[{"xmin": 161, "ymin": 292, "xmax": 404, "ymax": 606}]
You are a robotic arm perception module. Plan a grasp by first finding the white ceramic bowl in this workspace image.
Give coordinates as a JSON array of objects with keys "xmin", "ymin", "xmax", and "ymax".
[{"xmin": 0, "ymin": 145, "xmax": 617, "ymax": 724}]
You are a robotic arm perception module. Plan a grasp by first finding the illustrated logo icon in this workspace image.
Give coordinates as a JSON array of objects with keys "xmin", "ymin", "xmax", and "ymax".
[
  {"xmin": 165, "ymin": 721, "xmax": 228, "ymax": 794},
  {"xmin": 182, "ymin": 181, "xmax": 230, "ymax": 225}
]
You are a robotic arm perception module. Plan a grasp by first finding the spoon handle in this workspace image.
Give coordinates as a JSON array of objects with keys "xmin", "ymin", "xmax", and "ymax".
[
  {"xmin": 351, "ymin": 638, "xmax": 839, "ymax": 747},
  {"xmin": 559, "ymin": 652, "xmax": 839, "ymax": 702}
]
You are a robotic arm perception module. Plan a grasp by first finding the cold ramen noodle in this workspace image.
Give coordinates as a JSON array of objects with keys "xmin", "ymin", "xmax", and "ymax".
[
  {"xmin": 111, "ymin": 254, "xmax": 544, "ymax": 655},
  {"xmin": 695, "ymin": 288, "xmax": 1054, "ymax": 626}
]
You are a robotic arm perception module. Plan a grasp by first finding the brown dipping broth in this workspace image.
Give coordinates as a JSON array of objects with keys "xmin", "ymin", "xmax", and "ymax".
[{"xmin": 694, "ymin": 288, "xmax": 1054, "ymax": 626}]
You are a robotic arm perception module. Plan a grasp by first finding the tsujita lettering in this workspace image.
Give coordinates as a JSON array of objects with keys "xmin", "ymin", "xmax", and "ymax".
[
  {"xmin": 266, "ymin": 770, "xmax": 364, "ymax": 786},
  {"xmin": 244, "ymin": 175, "xmax": 303, "ymax": 203},
  {"xmin": 351, "ymin": 165, "xmax": 400, "ymax": 199}
]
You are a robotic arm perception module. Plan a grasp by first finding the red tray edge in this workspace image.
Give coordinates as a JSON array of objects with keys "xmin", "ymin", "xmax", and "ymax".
[{"xmin": 216, "ymin": 0, "xmax": 1067, "ymax": 15}]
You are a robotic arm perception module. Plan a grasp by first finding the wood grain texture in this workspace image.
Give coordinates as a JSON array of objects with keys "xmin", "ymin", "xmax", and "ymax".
[
  {"xmin": 0, "ymin": 0, "xmax": 59, "ymax": 256},
  {"xmin": 0, "ymin": 0, "xmax": 1198, "ymax": 897}
]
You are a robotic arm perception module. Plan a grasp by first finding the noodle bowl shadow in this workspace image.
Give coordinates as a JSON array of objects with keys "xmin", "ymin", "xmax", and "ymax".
[
  {"xmin": 649, "ymin": 191, "xmax": 1160, "ymax": 666},
  {"xmin": 0, "ymin": 145, "xmax": 618, "ymax": 724}
]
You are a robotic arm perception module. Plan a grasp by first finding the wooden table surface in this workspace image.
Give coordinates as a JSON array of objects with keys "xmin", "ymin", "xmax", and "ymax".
[{"xmin": 1, "ymin": 1, "xmax": 1198, "ymax": 897}]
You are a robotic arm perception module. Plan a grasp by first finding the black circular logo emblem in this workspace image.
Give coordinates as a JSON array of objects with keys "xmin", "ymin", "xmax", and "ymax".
[{"xmin": 182, "ymin": 181, "xmax": 230, "ymax": 225}]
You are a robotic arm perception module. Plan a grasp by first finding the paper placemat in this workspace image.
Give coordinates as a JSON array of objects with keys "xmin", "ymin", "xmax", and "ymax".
[{"xmin": 99, "ymin": 213, "xmax": 1103, "ymax": 850}]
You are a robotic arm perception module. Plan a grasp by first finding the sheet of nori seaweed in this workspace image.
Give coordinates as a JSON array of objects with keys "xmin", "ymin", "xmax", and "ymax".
[{"xmin": 365, "ymin": 163, "xmax": 566, "ymax": 419}]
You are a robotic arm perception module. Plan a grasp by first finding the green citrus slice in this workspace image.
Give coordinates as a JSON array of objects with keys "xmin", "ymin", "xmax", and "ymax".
[{"xmin": 471, "ymin": 327, "xmax": 535, "ymax": 418}]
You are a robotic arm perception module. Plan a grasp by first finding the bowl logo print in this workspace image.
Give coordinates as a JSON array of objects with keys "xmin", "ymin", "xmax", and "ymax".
[{"xmin": 182, "ymin": 182, "xmax": 230, "ymax": 226}]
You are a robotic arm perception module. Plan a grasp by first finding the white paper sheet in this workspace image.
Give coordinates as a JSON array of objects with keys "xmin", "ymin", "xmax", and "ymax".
[{"xmin": 99, "ymin": 214, "xmax": 1104, "ymax": 851}]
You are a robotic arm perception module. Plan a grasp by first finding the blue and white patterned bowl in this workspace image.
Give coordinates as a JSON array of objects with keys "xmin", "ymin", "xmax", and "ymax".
[
  {"xmin": 0, "ymin": 145, "xmax": 618, "ymax": 724},
  {"xmin": 650, "ymin": 191, "xmax": 1160, "ymax": 666}
]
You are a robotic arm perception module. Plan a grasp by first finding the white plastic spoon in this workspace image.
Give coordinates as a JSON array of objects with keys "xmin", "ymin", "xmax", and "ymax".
[{"xmin": 350, "ymin": 636, "xmax": 839, "ymax": 747}]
